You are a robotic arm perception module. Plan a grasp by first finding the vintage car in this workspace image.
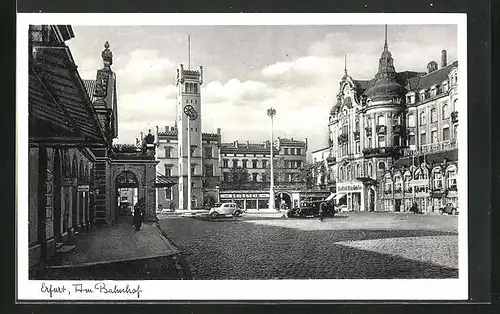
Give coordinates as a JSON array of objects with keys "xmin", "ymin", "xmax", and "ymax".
[
  {"xmin": 209, "ymin": 202, "xmax": 244, "ymax": 219},
  {"xmin": 439, "ymin": 203, "xmax": 458, "ymax": 215},
  {"xmin": 285, "ymin": 199, "xmax": 337, "ymax": 219}
]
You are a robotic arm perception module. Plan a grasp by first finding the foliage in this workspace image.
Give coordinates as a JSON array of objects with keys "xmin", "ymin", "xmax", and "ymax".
[
  {"xmin": 113, "ymin": 144, "xmax": 140, "ymax": 153},
  {"xmin": 263, "ymin": 156, "xmax": 287, "ymax": 183},
  {"xmin": 228, "ymin": 167, "xmax": 251, "ymax": 186},
  {"xmin": 297, "ymin": 163, "xmax": 317, "ymax": 188}
]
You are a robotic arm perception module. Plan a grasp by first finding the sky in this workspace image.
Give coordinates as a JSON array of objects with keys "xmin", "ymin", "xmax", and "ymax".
[{"xmin": 67, "ymin": 24, "xmax": 457, "ymax": 154}]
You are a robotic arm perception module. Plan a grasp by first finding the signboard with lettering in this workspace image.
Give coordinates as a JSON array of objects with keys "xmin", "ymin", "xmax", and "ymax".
[
  {"xmin": 78, "ymin": 185, "xmax": 90, "ymax": 192},
  {"xmin": 220, "ymin": 193, "xmax": 270, "ymax": 199},
  {"xmin": 337, "ymin": 184, "xmax": 363, "ymax": 192}
]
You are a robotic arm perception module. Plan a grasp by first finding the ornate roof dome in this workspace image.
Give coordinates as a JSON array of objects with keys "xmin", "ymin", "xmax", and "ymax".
[{"xmin": 365, "ymin": 26, "xmax": 404, "ymax": 102}]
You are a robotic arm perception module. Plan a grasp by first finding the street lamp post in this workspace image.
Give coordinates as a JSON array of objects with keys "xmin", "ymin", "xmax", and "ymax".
[{"xmin": 267, "ymin": 108, "xmax": 276, "ymax": 211}]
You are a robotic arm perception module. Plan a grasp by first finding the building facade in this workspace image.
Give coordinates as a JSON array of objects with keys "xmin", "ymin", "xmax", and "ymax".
[
  {"xmin": 219, "ymin": 137, "xmax": 308, "ymax": 210},
  {"xmin": 155, "ymin": 64, "xmax": 222, "ymax": 210},
  {"xmin": 327, "ymin": 26, "xmax": 459, "ymax": 213}
]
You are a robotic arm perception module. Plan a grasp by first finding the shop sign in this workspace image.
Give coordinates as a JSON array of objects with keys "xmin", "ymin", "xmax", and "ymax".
[
  {"xmin": 337, "ymin": 184, "xmax": 363, "ymax": 192},
  {"xmin": 220, "ymin": 193, "xmax": 269, "ymax": 199},
  {"xmin": 408, "ymin": 180, "xmax": 429, "ymax": 187},
  {"xmin": 78, "ymin": 185, "xmax": 90, "ymax": 192}
]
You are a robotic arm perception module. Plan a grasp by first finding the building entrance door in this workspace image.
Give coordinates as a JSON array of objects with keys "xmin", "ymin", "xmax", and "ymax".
[{"xmin": 395, "ymin": 199, "xmax": 401, "ymax": 212}]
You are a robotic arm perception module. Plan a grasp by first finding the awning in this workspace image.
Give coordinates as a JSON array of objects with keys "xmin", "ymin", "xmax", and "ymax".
[
  {"xmin": 336, "ymin": 193, "xmax": 347, "ymax": 204},
  {"xmin": 325, "ymin": 193, "xmax": 336, "ymax": 202},
  {"xmin": 155, "ymin": 173, "xmax": 177, "ymax": 188},
  {"xmin": 29, "ymin": 43, "xmax": 108, "ymax": 147}
]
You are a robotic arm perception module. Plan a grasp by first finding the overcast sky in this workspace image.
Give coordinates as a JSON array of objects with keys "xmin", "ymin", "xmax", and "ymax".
[{"xmin": 67, "ymin": 25, "xmax": 457, "ymax": 153}]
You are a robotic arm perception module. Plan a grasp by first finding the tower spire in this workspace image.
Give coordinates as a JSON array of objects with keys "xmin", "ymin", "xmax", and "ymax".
[
  {"xmin": 344, "ymin": 54, "xmax": 347, "ymax": 75},
  {"xmin": 188, "ymin": 34, "xmax": 191, "ymax": 70},
  {"xmin": 384, "ymin": 24, "xmax": 388, "ymax": 50}
]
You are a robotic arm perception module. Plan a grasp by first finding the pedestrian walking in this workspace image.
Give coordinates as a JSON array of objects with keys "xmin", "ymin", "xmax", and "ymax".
[
  {"xmin": 319, "ymin": 202, "xmax": 326, "ymax": 222},
  {"xmin": 133, "ymin": 197, "xmax": 146, "ymax": 231}
]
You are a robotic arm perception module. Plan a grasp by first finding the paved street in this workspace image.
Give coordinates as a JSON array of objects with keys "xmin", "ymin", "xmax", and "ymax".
[{"xmin": 158, "ymin": 212, "xmax": 458, "ymax": 280}]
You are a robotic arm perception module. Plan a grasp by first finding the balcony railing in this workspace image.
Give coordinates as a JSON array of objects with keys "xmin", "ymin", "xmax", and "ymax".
[
  {"xmin": 451, "ymin": 111, "xmax": 458, "ymax": 123},
  {"xmin": 376, "ymin": 125, "xmax": 387, "ymax": 135},
  {"xmin": 338, "ymin": 133, "xmax": 349, "ymax": 143},
  {"xmin": 393, "ymin": 124, "xmax": 403, "ymax": 135},
  {"xmin": 362, "ymin": 146, "xmax": 403, "ymax": 157},
  {"xmin": 417, "ymin": 140, "xmax": 457, "ymax": 155}
]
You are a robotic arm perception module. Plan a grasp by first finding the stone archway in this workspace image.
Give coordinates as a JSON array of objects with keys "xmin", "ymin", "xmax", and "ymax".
[
  {"xmin": 277, "ymin": 192, "xmax": 292, "ymax": 210},
  {"xmin": 113, "ymin": 170, "xmax": 141, "ymax": 221}
]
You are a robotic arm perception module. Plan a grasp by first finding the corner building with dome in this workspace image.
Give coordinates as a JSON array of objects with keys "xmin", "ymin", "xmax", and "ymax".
[{"xmin": 328, "ymin": 27, "xmax": 459, "ymax": 214}]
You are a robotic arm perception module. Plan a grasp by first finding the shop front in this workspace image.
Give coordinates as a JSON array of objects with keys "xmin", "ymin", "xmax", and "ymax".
[
  {"xmin": 336, "ymin": 182, "xmax": 365, "ymax": 211},
  {"xmin": 219, "ymin": 191, "xmax": 270, "ymax": 211}
]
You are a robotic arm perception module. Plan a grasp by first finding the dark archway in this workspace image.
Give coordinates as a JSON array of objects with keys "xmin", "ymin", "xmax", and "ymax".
[
  {"xmin": 71, "ymin": 157, "xmax": 78, "ymax": 233},
  {"xmin": 115, "ymin": 171, "xmax": 139, "ymax": 219},
  {"xmin": 276, "ymin": 192, "xmax": 292, "ymax": 210},
  {"xmin": 37, "ymin": 148, "xmax": 48, "ymax": 260},
  {"xmin": 53, "ymin": 150, "xmax": 62, "ymax": 243},
  {"xmin": 203, "ymin": 195, "xmax": 216, "ymax": 209}
]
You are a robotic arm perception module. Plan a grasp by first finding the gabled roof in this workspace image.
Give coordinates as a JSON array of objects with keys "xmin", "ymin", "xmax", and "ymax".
[{"xmin": 278, "ymin": 138, "xmax": 306, "ymax": 147}]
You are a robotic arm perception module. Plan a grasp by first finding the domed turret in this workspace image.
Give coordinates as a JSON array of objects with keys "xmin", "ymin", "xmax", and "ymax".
[{"xmin": 365, "ymin": 26, "xmax": 403, "ymax": 103}]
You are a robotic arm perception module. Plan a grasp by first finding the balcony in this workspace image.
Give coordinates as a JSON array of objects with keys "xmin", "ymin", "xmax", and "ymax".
[
  {"xmin": 362, "ymin": 147, "xmax": 403, "ymax": 157},
  {"xmin": 365, "ymin": 126, "xmax": 372, "ymax": 136},
  {"xmin": 451, "ymin": 111, "xmax": 458, "ymax": 123},
  {"xmin": 338, "ymin": 133, "xmax": 349, "ymax": 143},
  {"xmin": 417, "ymin": 140, "xmax": 457, "ymax": 155},
  {"xmin": 353, "ymin": 130, "xmax": 360, "ymax": 140},
  {"xmin": 326, "ymin": 156, "xmax": 336, "ymax": 165},
  {"xmin": 393, "ymin": 124, "xmax": 403, "ymax": 135},
  {"xmin": 376, "ymin": 125, "xmax": 387, "ymax": 135}
]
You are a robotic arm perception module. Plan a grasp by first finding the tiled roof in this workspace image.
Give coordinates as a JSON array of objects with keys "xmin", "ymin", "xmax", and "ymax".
[
  {"xmin": 221, "ymin": 142, "xmax": 278, "ymax": 154},
  {"xmin": 158, "ymin": 130, "xmax": 178, "ymax": 137},
  {"xmin": 391, "ymin": 148, "xmax": 458, "ymax": 169},
  {"xmin": 408, "ymin": 61, "xmax": 458, "ymax": 92},
  {"xmin": 278, "ymin": 138, "xmax": 306, "ymax": 147},
  {"xmin": 82, "ymin": 79, "xmax": 97, "ymax": 103}
]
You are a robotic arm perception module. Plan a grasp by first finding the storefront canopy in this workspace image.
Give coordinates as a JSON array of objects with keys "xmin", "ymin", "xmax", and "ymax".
[
  {"xmin": 154, "ymin": 173, "xmax": 177, "ymax": 188},
  {"xmin": 29, "ymin": 43, "xmax": 109, "ymax": 147}
]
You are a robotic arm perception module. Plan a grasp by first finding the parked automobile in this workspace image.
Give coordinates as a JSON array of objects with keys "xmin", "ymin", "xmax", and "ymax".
[
  {"xmin": 286, "ymin": 199, "xmax": 336, "ymax": 219},
  {"xmin": 439, "ymin": 203, "xmax": 458, "ymax": 215},
  {"xmin": 209, "ymin": 202, "xmax": 243, "ymax": 219}
]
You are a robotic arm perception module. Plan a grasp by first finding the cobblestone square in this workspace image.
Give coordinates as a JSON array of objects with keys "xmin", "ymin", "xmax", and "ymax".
[{"xmin": 158, "ymin": 212, "xmax": 458, "ymax": 280}]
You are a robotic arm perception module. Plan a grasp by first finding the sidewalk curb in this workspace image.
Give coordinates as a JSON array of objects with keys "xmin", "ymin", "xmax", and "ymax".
[{"xmin": 154, "ymin": 222, "xmax": 191, "ymax": 279}]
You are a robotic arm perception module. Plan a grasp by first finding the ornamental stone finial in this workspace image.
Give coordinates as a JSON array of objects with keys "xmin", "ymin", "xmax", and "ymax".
[{"xmin": 102, "ymin": 41, "xmax": 113, "ymax": 68}]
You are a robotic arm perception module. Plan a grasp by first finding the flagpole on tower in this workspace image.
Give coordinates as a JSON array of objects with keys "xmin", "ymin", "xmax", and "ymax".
[{"xmin": 188, "ymin": 34, "xmax": 191, "ymax": 70}]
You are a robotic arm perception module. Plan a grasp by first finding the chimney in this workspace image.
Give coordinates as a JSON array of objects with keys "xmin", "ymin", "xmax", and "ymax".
[
  {"xmin": 246, "ymin": 141, "xmax": 250, "ymax": 147},
  {"xmin": 217, "ymin": 128, "xmax": 221, "ymax": 147},
  {"xmin": 140, "ymin": 131, "xmax": 144, "ymax": 141},
  {"xmin": 234, "ymin": 140, "xmax": 238, "ymax": 148},
  {"xmin": 264, "ymin": 141, "xmax": 269, "ymax": 149},
  {"xmin": 165, "ymin": 126, "xmax": 169, "ymax": 132},
  {"xmin": 155, "ymin": 126, "xmax": 159, "ymax": 144},
  {"xmin": 441, "ymin": 50, "xmax": 447, "ymax": 68}
]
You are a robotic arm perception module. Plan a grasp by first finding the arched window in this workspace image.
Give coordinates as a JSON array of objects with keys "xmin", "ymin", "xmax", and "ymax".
[
  {"xmin": 384, "ymin": 174, "xmax": 393, "ymax": 194},
  {"xmin": 407, "ymin": 113, "xmax": 415, "ymax": 127},
  {"xmin": 339, "ymin": 166, "xmax": 343, "ymax": 181},
  {"xmin": 422, "ymin": 168, "xmax": 429, "ymax": 180},
  {"xmin": 432, "ymin": 168, "xmax": 443, "ymax": 189},
  {"xmin": 393, "ymin": 114, "xmax": 400, "ymax": 126},
  {"xmin": 446, "ymin": 166, "xmax": 457, "ymax": 190},
  {"xmin": 378, "ymin": 162, "xmax": 385, "ymax": 171},
  {"xmin": 394, "ymin": 174, "xmax": 402, "ymax": 193},
  {"xmin": 377, "ymin": 115, "xmax": 385, "ymax": 126},
  {"xmin": 442, "ymin": 103, "xmax": 449, "ymax": 119},
  {"xmin": 356, "ymin": 164, "xmax": 361, "ymax": 178},
  {"xmin": 420, "ymin": 112, "xmax": 426, "ymax": 126},
  {"xmin": 431, "ymin": 108, "xmax": 437, "ymax": 123},
  {"xmin": 368, "ymin": 163, "xmax": 373, "ymax": 178},
  {"xmin": 403, "ymin": 171, "xmax": 412, "ymax": 192},
  {"xmin": 367, "ymin": 116, "xmax": 372, "ymax": 127},
  {"xmin": 347, "ymin": 165, "xmax": 352, "ymax": 181},
  {"xmin": 193, "ymin": 83, "xmax": 198, "ymax": 93},
  {"xmin": 185, "ymin": 83, "xmax": 189, "ymax": 93},
  {"xmin": 355, "ymin": 120, "xmax": 359, "ymax": 131},
  {"xmin": 443, "ymin": 124, "xmax": 450, "ymax": 141}
]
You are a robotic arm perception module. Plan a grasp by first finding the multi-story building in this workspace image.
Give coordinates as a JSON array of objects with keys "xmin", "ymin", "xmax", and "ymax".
[
  {"xmin": 154, "ymin": 64, "xmax": 222, "ymax": 210},
  {"xmin": 327, "ymin": 26, "xmax": 459, "ymax": 213},
  {"xmin": 219, "ymin": 137, "xmax": 308, "ymax": 210},
  {"xmin": 311, "ymin": 147, "xmax": 331, "ymax": 188}
]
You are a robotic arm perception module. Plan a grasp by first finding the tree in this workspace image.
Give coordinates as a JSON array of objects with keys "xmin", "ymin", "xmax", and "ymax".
[
  {"xmin": 297, "ymin": 162, "xmax": 317, "ymax": 188},
  {"xmin": 228, "ymin": 166, "xmax": 250, "ymax": 187},
  {"xmin": 264, "ymin": 156, "xmax": 287, "ymax": 183}
]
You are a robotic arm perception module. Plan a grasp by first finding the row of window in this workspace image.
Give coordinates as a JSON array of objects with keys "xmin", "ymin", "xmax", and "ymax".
[
  {"xmin": 283, "ymin": 148, "xmax": 303, "ymax": 155},
  {"xmin": 221, "ymin": 172, "xmax": 300, "ymax": 182},
  {"xmin": 222, "ymin": 159, "xmax": 268, "ymax": 169},
  {"xmin": 338, "ymin": 125, "xmax": 456, "ymax": 157},
  {"xmin": 164, "ymin": 164, "xmax": 215, "ymax": 177},
  {"xmin": 384, "ymin": 167, "xmax": 458, "ymax": 192},
  {"xmin": 184, "ymin": 82, "xmax": 199, "ymax": 94}
]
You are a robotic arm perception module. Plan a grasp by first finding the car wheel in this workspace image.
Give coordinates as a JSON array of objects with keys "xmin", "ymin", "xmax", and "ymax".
[
  {"xmin": 452, "ymin": 209, "xmax": 457, "ymax": 215},
  {"xmin": 233, "ymin": 211, "xmax": 241, "ymax": 217},
  {"xmin": 210, "ymin": 211, "xmax": 219, "ymax": 220}
]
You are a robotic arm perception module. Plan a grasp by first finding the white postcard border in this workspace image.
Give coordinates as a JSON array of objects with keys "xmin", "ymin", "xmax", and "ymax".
[{"xmin": 17, "ymin": 13, "xmax": 468, "ymax": 301}]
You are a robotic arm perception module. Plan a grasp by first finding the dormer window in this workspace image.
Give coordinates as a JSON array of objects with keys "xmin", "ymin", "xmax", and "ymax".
[
  {"xmin": 406, "ymin": 93, "xmax": 415, "ymax": 104},
  {"xmin": 430, "ymin": 85, "xmax": 438, "ymax": 97},
  {"xmin": 419, "ymin": 90, "xmax": 427, "ymax": 101},
  {"xmin": 442, "ymin": 80, "xmax": 449, "ymax": 93}
]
